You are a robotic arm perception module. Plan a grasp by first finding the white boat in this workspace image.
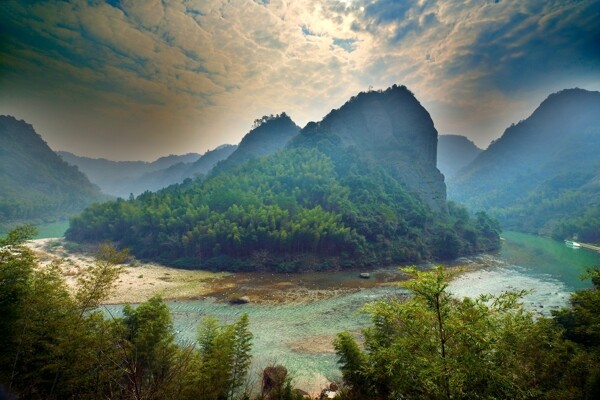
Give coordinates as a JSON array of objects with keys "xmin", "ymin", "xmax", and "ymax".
[{"xmin": 565, "ymin": 240, "xmax": 581, "ymax": 248}]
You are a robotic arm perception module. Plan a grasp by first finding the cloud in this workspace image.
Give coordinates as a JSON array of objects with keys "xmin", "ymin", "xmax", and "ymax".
[{"xmin": 1, "ymin": 0, "xmax": 599, "ymax": 159}]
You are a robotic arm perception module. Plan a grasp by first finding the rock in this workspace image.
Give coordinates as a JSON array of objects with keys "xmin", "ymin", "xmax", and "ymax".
[
  {"xmin": 359, "ymin": 272, "xmax": 370, "ymax": 279},
  {"xmin": 320, "ymin": 389, "xmax": 337, "ymax": 399},
  {"xmin": 293, "ymin": 388, "xmax": 311, "ymax": 399},
  {"xmin": 262, "ymin": 365, "xmax": 288, "ymax": 398},
  {"xmin": 229, "ymin": 295, "xmax": 250, "ymax": 305}
]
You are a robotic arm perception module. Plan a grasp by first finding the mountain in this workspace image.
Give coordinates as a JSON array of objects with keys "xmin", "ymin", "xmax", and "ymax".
[
  {"xmin": 58, "ymin": 152, "xmax": 202, "ymax": 184},
  {"xmin": 211, "ymin": 113, "xmax": 300, "ymax": 174},
  {"xmin": 0, "ymin": 116, "xmax": 106, "ymax": 225},
  {"xmin": 448, "ymin": 88, "xmax": 600, "ymax": 241},
  {"xmin": 67, "ymin": 86, "xmax": 500, "ymax": 271},
  {"xmin": 292, "ymin": 84, "xmax": 447, "ymax": 211},
  {"xmin": 437, "ymin": 135, "xmax": 482, "ymax": 179},
  {"xmin": 57, "ymin": 151, "xmax": 201, "ymax": 197},
  {"xmin": 128, "ymin": 144, "xmax": 237, "ymax": 194},
  {"xmin": 58, "ymin": 146, "xmax": 236, "ymax": 198}
]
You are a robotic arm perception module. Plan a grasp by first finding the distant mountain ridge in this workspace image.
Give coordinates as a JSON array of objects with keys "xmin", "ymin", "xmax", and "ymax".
[
  {"xmin": 59, "ymin": 145, "xmax": 236, "ymax": 198},
  {"xmin": 437, "ymin": 135, "xmax": 482, "ymax": 179},
  {"xmin": 448, "ymin": 88, "xmax": 600, "ymax": 241},
  {"xmin": 0, "ymin": 115, "xmax": 106, "ymax": 225},
  {"xmin": 129, "ymin": 144, "xmax": 238, "ymax": 195},
  {"xmin": 449, "ymin": 88, "xmax": 600, "ymax": 208}
]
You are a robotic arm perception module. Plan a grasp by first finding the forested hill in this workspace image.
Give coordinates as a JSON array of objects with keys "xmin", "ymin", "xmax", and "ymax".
[
  {"xmin": 210, "ymin": 113, "xmax": 300, "ymax": 174},
  {"xmin": 437, "ymin": 135, "xmax": 482, "ymax": 179},
  {"xmin": 67, "ymin": 86, "xmax": 500, "ymax": 271},
  {"xmin": 58, "ymin": 147, "xmax": 236, "ymax": 198},
  {"xmin": 0, "ymin": 116, "xmax": 107, "ymax": 225},
  {"xmin": 448, "ymin": 88, "xmax": 600, "ymax": 242}
]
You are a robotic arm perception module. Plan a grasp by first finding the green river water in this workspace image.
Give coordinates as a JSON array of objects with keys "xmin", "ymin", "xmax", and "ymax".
[{"xmin": 101, "ymin": 230, "xmax": 599, "ymax": 391}]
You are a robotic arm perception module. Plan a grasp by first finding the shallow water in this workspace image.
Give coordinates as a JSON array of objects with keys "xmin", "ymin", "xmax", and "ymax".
[
  {"xmin": 0, "ymin": 220, "xmax": 70, "ymax": 238},
  {"xmin": 499, "ymin": 231, "xmax": 599, "ymax": 290},
  {"xmin": 449, "ymin": 231, "xmax": 599, "ymax": 315},
  {"xmin": 104, "ymin": 285, "xmax": 407, "ymax": 390},
  {"xmin": 104, "ymin": 230, "xmax": 600, "ymax": 392}
]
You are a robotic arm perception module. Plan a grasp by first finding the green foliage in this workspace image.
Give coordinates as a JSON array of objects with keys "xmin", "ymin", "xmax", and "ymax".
[
  {"xmin": 490, "ymin": 171, "xmax": 600, "ymax": 242},
  {"xmin": 184, "ymin": 314, "xmax": 253, "ymax": 400},
  {"xmin": 0, "ymin": 227, "xmax": 257, "ymax": 400},
  {"xmin": 0, "ymin": 227, "xmax": 126, "ymax": 398},
  {"xmin": 335, "ymin": 265, "xmax": 597, "ymax": 399},
  {"xmin": 67, "ymin": 146, "xmax": 499, "ymax": 271},
  {"xmin": 554, "ymin": 267, "xmax": 600, "ymax": 347},
  {"xmin": 75, "ymin": 243, "xmax": 128, "ymax": 313},
  {"xmin": 120, "ymin": 295, "xmax": 184, "ymax": 399},
  {"xmin": 333, "ymin": 333, "xmax": 369, "ymax": 399},
  {"xmin": 0, "ymin": 225, "xmax": 38, "ymax": 384}
]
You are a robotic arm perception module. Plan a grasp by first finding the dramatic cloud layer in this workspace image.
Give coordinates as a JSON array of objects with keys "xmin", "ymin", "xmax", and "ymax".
[{"xmin": 1, "ymin": 0, "xmax": 598, "ymax": 160}]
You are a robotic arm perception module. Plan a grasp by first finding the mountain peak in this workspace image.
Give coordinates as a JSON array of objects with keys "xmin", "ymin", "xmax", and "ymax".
[
  {"xmin": 212, "ymin": 113, "xmax": 300, "ymax": 174},
  {"xmin": 295, "ymin": 84, "xmax": 446, "ymax": 211}
]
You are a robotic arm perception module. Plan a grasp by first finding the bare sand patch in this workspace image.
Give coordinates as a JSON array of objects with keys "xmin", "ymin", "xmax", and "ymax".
[{"xmin": 26, "ymin": 238, "xmax": 229, "ymax": 304}]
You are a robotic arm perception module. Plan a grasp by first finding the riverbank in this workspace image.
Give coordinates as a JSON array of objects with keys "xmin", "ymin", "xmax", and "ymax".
[
  {"xmin": 27, "ymin": 238, "xmax": 230, "ymax": 304},
  {"xmin": 26, "ymin": 237, "xmax": 414, "ymax": 305},
  {"xmin": 26, "ymin": 232, "xmax": 593, "ymax": 396},
  {"xmin": 26, "ymin": 237, "xmax": 505, "ymax": 305}
]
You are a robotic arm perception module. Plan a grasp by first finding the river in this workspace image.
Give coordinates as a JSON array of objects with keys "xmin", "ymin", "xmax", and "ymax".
[{"xmin": 102, "ymin": 230, "xmax": 599, "ymax": 392}]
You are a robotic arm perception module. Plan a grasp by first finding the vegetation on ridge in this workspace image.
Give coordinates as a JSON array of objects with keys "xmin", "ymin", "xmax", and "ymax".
[
  {"xmin": 67, "ymin": 144, "xmax": 500, "ymax": 272},
  {"xmin": 447, "ymin": 88, "xmax": 600, "ymax": 242}
]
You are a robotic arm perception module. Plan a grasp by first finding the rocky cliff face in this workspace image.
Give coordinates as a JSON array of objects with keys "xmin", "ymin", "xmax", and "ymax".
[{"xmin": 298, "ymin": 85, "xmax": 447, "ymax": 211}]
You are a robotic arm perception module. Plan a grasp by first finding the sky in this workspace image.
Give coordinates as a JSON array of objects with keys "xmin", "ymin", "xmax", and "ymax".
[{"xmin": 1, "ymin": 0, "xmax": 599, "ymax": 161}]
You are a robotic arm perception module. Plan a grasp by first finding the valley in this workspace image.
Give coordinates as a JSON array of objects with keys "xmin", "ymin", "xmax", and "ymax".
[{"xmin": 3, "ymin": 1, "xmax": 600, "ymax": 398}]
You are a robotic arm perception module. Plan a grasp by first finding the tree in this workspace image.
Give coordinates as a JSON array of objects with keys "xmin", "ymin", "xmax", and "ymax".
[
  {"xmin": 120, "ymin": 295, "xmax": 184, "ymax": 400},
  {"xmin": 0, "ymin": 227, "xmax": 131, "ymax": 398},
  {"xmin": 75, "ymin": 243, "xmax": 128, "ymax": 314},
  {"xmin": 0, "ymin": 225, "xmax": 37, "ymax": 379},
  {"xmin": 333, "ymin": 332, "xmax": 369, "ymax": 399},
  {"xmin": 335, "ymin": 266, "xmax": 570, "ymax": 399},
  {"xmin": 228, "ymin": 313, "xmax": 253, "ymax": 400},
  {"xmin": 552, "ymin": 267, "xmax": 600, "ymax": 398},
  {"xmin": 185, "ymin": 314, "xmax": 253, "ymax": 400}
]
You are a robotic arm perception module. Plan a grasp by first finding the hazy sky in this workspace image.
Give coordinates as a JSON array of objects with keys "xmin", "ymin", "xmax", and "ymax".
[{"xmin": 1, "ymin": 0, "xmax": 599, "ymax": 161}]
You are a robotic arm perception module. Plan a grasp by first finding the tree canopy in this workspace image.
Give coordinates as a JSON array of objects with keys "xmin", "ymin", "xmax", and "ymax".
[
  {"xmin": 334, "ymin": 266, "xmax": 600, "ymax": 399},
  {"xmin": 67, "ymin": 146, "xmax": 500, "ymax": 272}
]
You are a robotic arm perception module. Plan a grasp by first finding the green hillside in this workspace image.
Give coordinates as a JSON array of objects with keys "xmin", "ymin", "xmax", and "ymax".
[
  {"xmin": 66, "ymin": 87, "xmax": 500, "ymax": 271},
  {"xmin": 448, "ymin": 89, "xmax": 600, "ymax": 242},
  {"xmin": 0, "ymin": 116, "xmax": 107, "ymax": 226}
]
